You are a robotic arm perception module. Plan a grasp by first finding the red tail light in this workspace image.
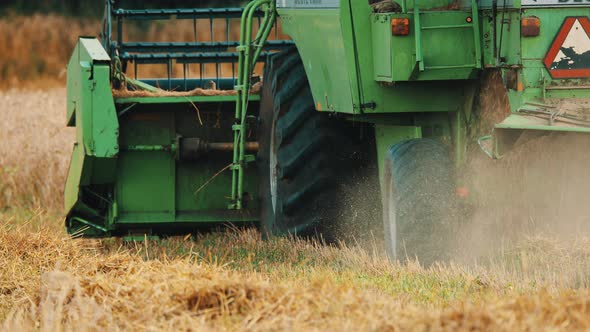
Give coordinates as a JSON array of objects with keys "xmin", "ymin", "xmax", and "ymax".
[
  {"xmin": 522, "ymin": 17, "xmax": 540, "ymax": 37},
  {"xmin": 392, "ymin": 18, "xmax": 410, "ymax": 36}
]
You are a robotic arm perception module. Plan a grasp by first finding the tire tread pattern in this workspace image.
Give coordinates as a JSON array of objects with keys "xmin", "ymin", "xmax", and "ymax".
[
  {"xmin": 258, "ymin": 48, "xmax": 359, "ymax": 239},
  {"xmin": 386, "ymin": 138, "xmax": 455, "ymax": 264}
]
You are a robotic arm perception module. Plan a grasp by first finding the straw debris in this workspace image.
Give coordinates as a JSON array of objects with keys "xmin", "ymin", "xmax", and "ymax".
[
  {"xmin": 4, "ymin": 88, "xmax": 590, "ymax": 331},
  {"xmin": 3, "ymin": 222, "xmax": 590, "ymax": 331},
  {"xmin": 112, "ymin": 81, "xmax": 263, "ymax": 98}
]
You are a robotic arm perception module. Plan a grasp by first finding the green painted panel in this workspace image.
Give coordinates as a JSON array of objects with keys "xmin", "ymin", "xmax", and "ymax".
[
  {"xmin": 91, "ymin": 66, "xmax": 120, "ymax": 157},
  {"xmin": 90, "ymin": 158, "xmax": 117, "ymax": 184},
  {"xmin": 175, "ymin": 158, "xmax": 258, "ymax": 217},
  {"xmin": 64, "ymin": 143, "xmax": 85, "ymax": 213},
  {"xmin": 278, "ymin": 4, "xmax": 478, "ymax": 115},
  {"xmin": 279, "ymin": 9, "xmax": 356, "ymax": 113},
  {"xmin": 117, "ymin": 109, "xmax": 175, "ymax": 216},
  {"xmin": 372, "ymin": 14, "xmax": 393, "ymax": 81},
  {"xmin": 66, "ymin": 38, "xmax": 119, "ymax": 158},
  {"xmin": 496, "ymin": 114, "xmax": 590, "ymax": 133},
  {"xmin": 403, "ymin": 0, "xmax": 464, "ymax": 9},
  {"xmin": 117, "ymin": 210, "xmax": 258, "ymax": 224},
  {"xmin": 119, "ymin": 111, "xmax": 174, "ymax": 145},
  {"xmin": 521, "ymin": 59, "xmax": 545, "ymax": 90},
  {"xmin": 65, "ymin": 38, "xmax": 119, "ymax": 219},
  {"xmin": 117, "ymin": 212, "xmax": 175, "ymax": 223},
  {"xmin": 112, "ymin": 105, "xmax": 259, "ymax": 224},
  {"xmin": 176, "ymin": 160, "xmax": 231, "ymax": 211},
  {"xmin": 420, "ymin": 12, "xmax": 479, "ymax": 73},
  {"xmin": 347, "ymin": 2, "xmax": 476, "ymax": 114},
  {"xmin": 371, "ymin": 12, "xmax": 479, "ymax": 82},
  {"xmin": 481, "ymin": 10, "xmax": 522, "ymax": 67},
  {"xmin": 545, "ymin": 87, "xmax": 590, "ymax": 99},
  {"xmin": 117, "ymin": 151, "xmax": 175, "ymax": 215}
]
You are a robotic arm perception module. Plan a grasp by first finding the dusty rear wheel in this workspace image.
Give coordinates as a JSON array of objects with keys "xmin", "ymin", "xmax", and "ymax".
[
  {"xmin": 257, "ymin": 48, "xmax": 361, "ymax": 239},
  {"xmin": 382, "ymin": 138, "xmax": 456, "ymax": 264}
]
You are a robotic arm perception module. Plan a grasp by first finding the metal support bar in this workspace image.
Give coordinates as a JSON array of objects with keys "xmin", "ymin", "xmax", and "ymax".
[
  {"xmin": 209, "ymin": 142, "xmax": 259, "ymax": 152},
  {"xmin": 478, "ymin": 135, "xmax": 496, "ymax": 159},
  {"xmin": 122, "ymin": 141, "xmax": 259, "ymax": 156},
  {"xmin": 231, "ymin": 0, "xmax": 277, "ymax": 209},
  {"xmin": 113, "ymin": 7, "xmax": 262, "ymax": 20},
  {"xmin": 425, "ymin": 64, "xmax": 478, "ymax": 70},
  {"xmin": 101, "ymin": 0, "xmax": 113, "ymax": 51},
  {"xmin": 71, "ymin": 217, "xmax": 109, "ymax": 233},
  {"xmin": 470, "ymin": 0, "xmax": 482, "ymax": 69},
  {"xmin": 413, "ymin": 4, "xmax": 424, "ymax": 72},
  {"xmin": 117, "ymin": 40, "xmax": 292, "ymax": 53},
  {"xmin": 107, "ymin": 2, "xmax": 290, "ymax": 94},
  {"xmin": 119, "ymin": 51, "xmax": 276, "ymax": 64},
  {"xmin": 122, "ymin": 144, "xmax": 177, "ymax": 152}
]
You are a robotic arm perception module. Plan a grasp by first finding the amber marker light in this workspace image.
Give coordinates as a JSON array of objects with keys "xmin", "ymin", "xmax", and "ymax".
[
  {"xmin": 392, "ymin": 18, "xmax": 410, "ymax": 36},
  {"xmin": 522, "ymin": 16, "xmax": 540, "ymax": 37}
]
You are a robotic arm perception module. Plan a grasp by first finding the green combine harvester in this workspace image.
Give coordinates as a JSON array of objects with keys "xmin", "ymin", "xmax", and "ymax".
[{"xmin": 65, "ymin": 0, "xmax": 590, "ymax": 262}]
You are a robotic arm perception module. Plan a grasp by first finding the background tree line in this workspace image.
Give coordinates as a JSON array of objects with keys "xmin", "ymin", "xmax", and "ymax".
[{"xmin": 0, "ymin": 0, "xmax": 243, "ymax": 17}]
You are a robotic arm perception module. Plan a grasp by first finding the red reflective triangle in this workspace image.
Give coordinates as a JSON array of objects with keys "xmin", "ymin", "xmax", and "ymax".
[{"xmin": 543, "ymin": 17, "xmax": 590, "ymax": 79}]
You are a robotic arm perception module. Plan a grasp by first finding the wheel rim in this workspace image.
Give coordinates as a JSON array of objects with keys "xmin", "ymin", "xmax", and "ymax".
[{"xmin": 269, "ymin": 115, "xmax": 279, "ymax": 215}]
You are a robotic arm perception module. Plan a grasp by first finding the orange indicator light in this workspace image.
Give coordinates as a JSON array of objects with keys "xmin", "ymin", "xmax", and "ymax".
[
  {"xmin": 522, "ymin": 16, "xmax": 541, "ymax": 37},
  {"xmin": 392, "ymin": 18, "xmax": 410, "ymax": 36}
]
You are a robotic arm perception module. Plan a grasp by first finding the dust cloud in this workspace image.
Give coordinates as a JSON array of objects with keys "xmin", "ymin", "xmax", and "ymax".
[
  {"xmin": 333, "ymin": 166, "xmax": 384, "ymax": 251},
  {"xmin": 452, "ymin": 132, "xmax": 590, "ymax": 263},
  {"xmin": 333, "ymin": 130, "xmax": 590, "ymax": 274}
]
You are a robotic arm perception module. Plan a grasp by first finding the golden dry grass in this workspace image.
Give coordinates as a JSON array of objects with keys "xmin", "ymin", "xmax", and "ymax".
[
  {"xmin": 0, "ymin": 89, "xmax": 72, "ymax": 210},
  {"xmin": 2, "ymin": 89, "xmax": 590, "ymax": 331},
  {"xmin": 3, "ymin": 214, "xmax": 590, "ymax": 331},
  {"xmin": 0, "ymin": 14, "xmax": 282, "ymax": 90},
  {"xmin": 0, "ymin": 15, "xmax": 98, "ymax": 89}
]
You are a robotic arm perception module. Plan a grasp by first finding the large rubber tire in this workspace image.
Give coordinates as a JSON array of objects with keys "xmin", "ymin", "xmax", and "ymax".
[
  {"xmin": 382, "ymin": 138, "xmax": 455, "ymax": 264},
  {"xmin": 258, "ymin": 48, "xmax": 361, "ymax": 239}
]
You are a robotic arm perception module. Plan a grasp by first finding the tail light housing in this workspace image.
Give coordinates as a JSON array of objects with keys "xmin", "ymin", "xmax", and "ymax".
[
  {"xmin": 522, "ymin": 16, "xmax": 540, "ymax": 37},
  {"xmin": 392, "ymin": 18, "xmax": 410, "ymax": 36}
]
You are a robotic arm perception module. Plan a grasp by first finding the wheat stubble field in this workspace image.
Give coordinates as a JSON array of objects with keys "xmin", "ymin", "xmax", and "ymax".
[
  {"xmin": 4, "ymin": 15, "xmax": 590, "ymax": 332},
  {"xmin": 4, "ymin": 90, "xmax": 590, "ymax": 332}
]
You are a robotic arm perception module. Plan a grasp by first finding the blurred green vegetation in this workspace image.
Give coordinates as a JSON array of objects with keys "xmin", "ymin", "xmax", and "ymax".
[{"xmin": 0, "ymin": 0, "xmax": 243, "ymax": 17}]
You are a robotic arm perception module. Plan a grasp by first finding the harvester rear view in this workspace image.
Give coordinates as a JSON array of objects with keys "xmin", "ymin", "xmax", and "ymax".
[{"xmin": 65, "ymin": 0, "xmax": 590, "ymax": 263}]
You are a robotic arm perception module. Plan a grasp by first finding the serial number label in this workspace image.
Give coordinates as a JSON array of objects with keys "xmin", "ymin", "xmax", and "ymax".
[
  {"xmin": 522, "ymin": 0, "xmax": 590, "ymax": 6},
  {"xmin": 294, "ymin": 0, "xmax": 322, "ymax": 4},
  {"xmin": 277, "ymin": 0, "xmax": 339, "ymax": 8}
]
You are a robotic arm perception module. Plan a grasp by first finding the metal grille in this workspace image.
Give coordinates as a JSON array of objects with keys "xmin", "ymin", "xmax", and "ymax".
[{"xmin": 101, "ymin": 3, "xmax": 292, "ymax": 91}]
